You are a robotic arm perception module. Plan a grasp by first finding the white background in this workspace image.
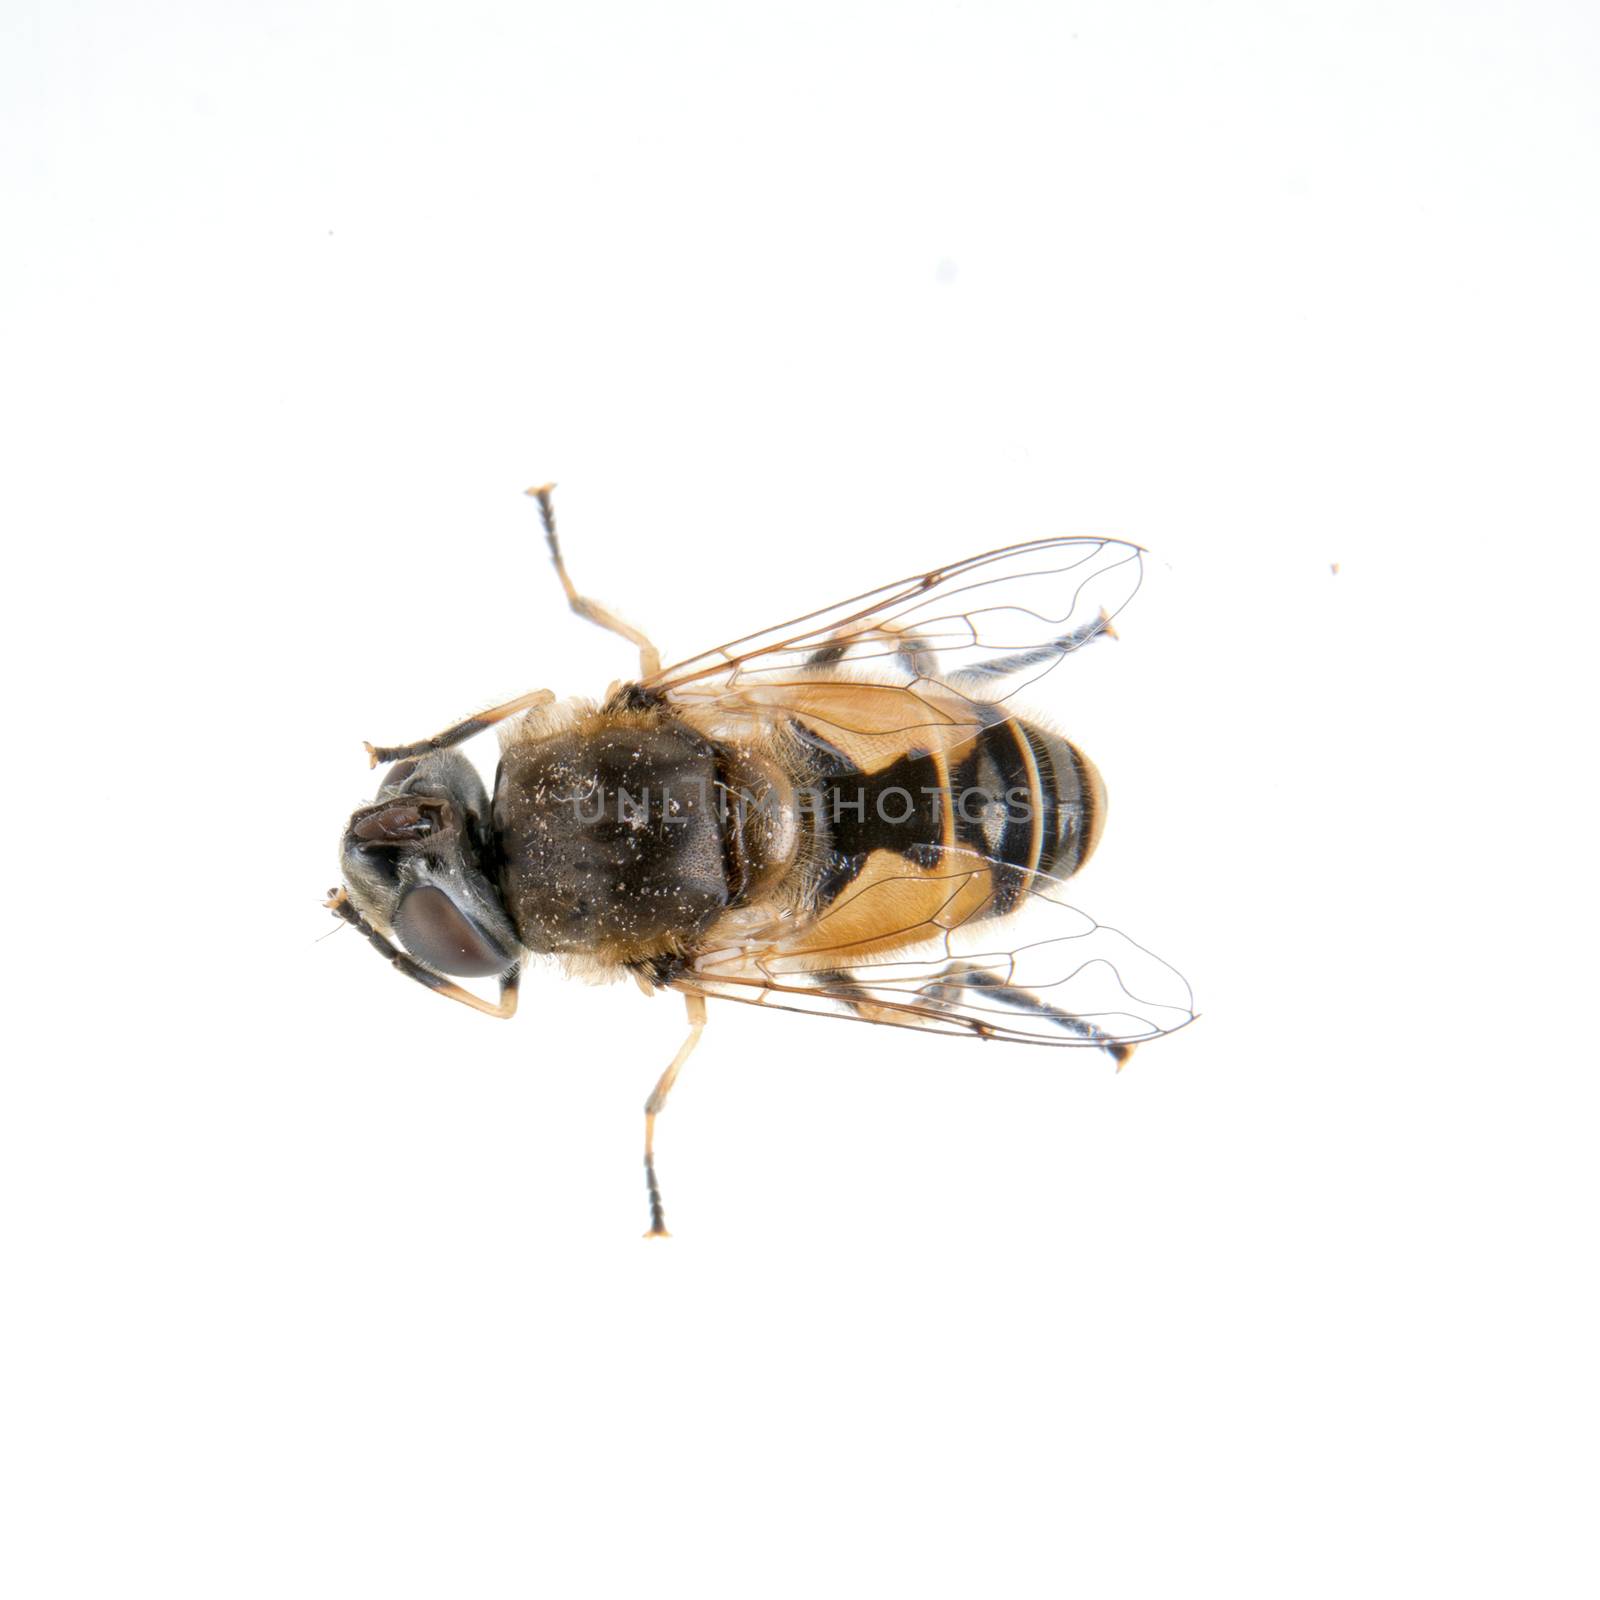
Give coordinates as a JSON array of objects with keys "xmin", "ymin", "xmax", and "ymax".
[{"xmin": 4, "ymin": 2, "xmax": 1596, "ymax": 1595}]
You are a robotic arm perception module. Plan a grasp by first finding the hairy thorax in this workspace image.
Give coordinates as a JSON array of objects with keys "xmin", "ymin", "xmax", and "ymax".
[{"xmin": 493, "ymin": 701, "xmax": 800, "ymax": 966}]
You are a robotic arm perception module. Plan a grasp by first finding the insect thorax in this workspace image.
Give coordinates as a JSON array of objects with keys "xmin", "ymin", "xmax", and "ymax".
[{"xmin": 492, "ymin": 704, "xmax": 797, "ymax": 962}]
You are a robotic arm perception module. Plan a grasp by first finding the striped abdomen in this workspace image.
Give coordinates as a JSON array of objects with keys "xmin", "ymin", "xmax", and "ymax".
[{"xmin": 781, "ymin": 711, "xmax": 1107, "ymax": 964}]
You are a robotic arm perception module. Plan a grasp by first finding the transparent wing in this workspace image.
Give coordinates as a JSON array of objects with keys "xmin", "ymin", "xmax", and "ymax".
[
  {"xmin": 680, "ymin": 858, "xmax": 1196, "ymax": 1052},
  {"xmin": 647, "ymin": 537, "xmax": 1144, "ymax": 713},
  {"xmin": 654, "ymin": 535, "xmax": 1189, "ymax": 1051}
]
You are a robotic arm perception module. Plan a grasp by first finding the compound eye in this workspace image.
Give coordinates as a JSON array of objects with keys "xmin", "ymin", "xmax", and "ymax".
[
  {"xmin": 380, "ymin": 758, "xmax": 420, "ymax": 793},
  {"xmin": 393, "ymin": 885, "xmax": 509, "ymax": 977}
]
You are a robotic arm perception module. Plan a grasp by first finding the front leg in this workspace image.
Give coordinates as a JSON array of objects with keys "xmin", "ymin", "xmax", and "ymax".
[
  {"xmin": 325, "ymin": 887, "xmax": 521, "ymax": 1018},
  {"xmin": 363, "ymin": 688, "xmax": 554, "ymax": 769}
]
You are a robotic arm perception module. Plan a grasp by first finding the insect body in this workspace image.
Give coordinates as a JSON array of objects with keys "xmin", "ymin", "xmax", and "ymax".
[{"xmin": 329, "ymin": 488, "xmax": 1193, "ymax": 1234}]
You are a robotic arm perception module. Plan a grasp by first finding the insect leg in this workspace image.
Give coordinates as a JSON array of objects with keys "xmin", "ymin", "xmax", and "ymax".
[
  {"xmin": 802, "ymin": 622, "xmax": 939, "ymax": 678},
  {"xmin": 952, "ymin": 608, "xmax": 1118, "ymax": 685},
  {"xmin": 363, "ymin": 688, "xmax": 555, "ymax": 767},
  {"xmin": 527, "ymin": 484, "xmax": 663, "ymax": 679},
  {"xmin": 925, "ymin": 966, "xmax": 1134, "ymax": 1066},
  {"xmin": 642, "ymin": 991, "xmax": 708, "ymax": 1238},
  {"xmin": 325, "ymin": 888, "xmax": 521, "ymax": 1018}
]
